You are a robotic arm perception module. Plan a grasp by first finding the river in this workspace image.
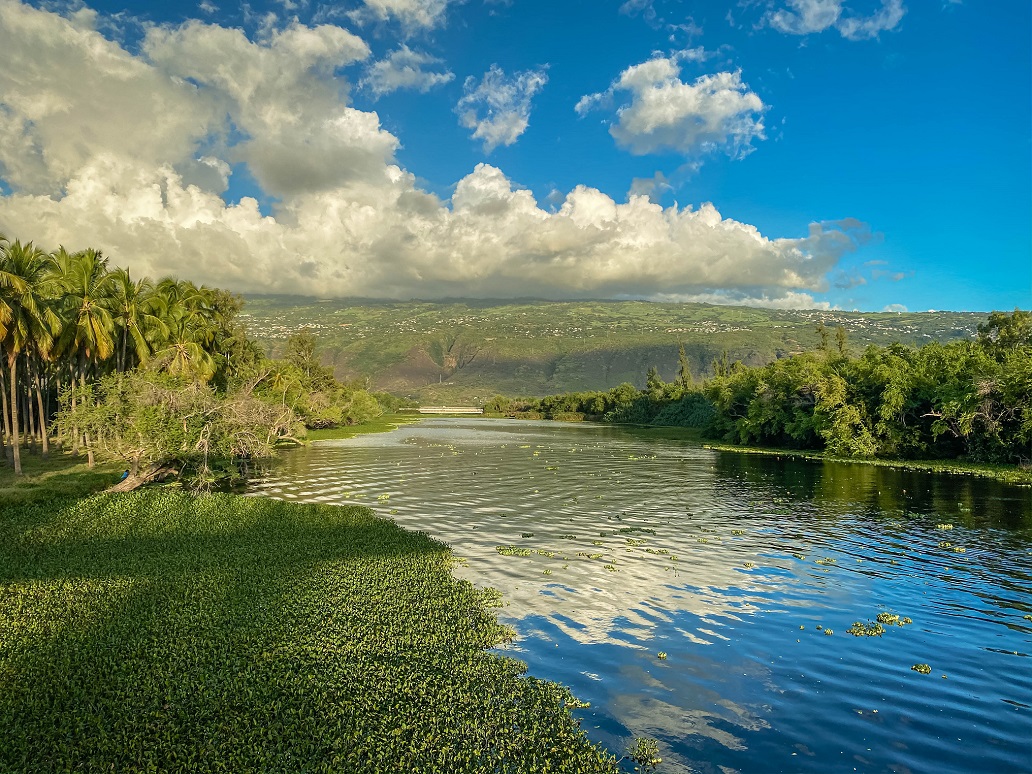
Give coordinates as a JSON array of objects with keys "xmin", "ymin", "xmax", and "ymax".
[{"xmin": 254, "ymin": 418, "xmax": 1032, "ymax": 774}]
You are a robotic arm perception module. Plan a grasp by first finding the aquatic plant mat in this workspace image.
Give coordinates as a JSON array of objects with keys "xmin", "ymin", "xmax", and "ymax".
[{"xmin": 0, "ymin": 491, "xmax": 616, "ymax": 773}]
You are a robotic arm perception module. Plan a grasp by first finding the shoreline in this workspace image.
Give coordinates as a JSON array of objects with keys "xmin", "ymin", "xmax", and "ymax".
[{"xmin": 703, "ymin": 442, "xmax": 1032, "ymax": 486}]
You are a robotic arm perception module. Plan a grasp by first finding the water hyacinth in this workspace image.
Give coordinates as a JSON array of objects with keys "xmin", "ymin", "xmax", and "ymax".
[{"xmin": 0, "ymin": 492, "xmax": 617, "ymax": 773}]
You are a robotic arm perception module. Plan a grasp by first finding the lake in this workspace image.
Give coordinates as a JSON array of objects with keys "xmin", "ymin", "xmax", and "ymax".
[{"xmin": 254, "ymin": 418, "xmax": 1032, "ymax": 774}]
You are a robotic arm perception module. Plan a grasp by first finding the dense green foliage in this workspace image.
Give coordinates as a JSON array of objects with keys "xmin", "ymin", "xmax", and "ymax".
[
  {"xmin": 0, "ymin": 234, "xmax": 386, "ymax": 482},
  {"xmin": 705, "ymin": 310, "xmax": 1031, "ymax": 464},
  {"xmin": 241, "ymin": 295, "xmax": 984, "ymax": 404},
  {"xmin": 0, "ymin": 491, "xmax": 617, "ymax": 773},
  {"xmin": 494, "ymin": 311, "xmax": 1031, "ymax": 468}
]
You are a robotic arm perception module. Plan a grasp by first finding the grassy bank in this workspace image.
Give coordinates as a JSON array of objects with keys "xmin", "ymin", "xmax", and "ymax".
[
  {"xmin": 0, "ymin": 451, "xmax": 121, "ymax": 506},
  {"xmin": 304, "ymin": 413, "xmax": 422, "ymax": 441},
  {"xmin": 703, "ymin": 442, "xmax": 1032, "ymax": 486},
  {"xmin": 0, "ymin": 490, "xmax": 617, "ymax": 773}
]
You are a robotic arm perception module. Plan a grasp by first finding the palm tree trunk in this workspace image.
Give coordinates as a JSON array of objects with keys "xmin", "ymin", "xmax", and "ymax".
[
  {"xmin": 79, "ymin": 362, "xmax": 94, "ymax": 468},
  {"xmin": 9, "ymin": 355, "xmax": 21, "ymax": 475},
  {"xmin": 26, "ymin": 372, "xmax": 36, "ymax": 455},
  {"xmin": 0, "ymin": 367, "xmax": 11, "ymax": 464},
  {"xmin": 34, "ymin": 366, "xmax": 49, "ymax": 459}
]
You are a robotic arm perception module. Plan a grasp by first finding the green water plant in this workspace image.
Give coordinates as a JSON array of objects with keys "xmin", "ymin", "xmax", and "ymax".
[
  {"xmin": 0, "ymin": 492, "xmax": 618, "ymax": 772},
  {"xmin": 847, "ymin": 620, "xmax": 886, "ymax": 637},
  {"xmin": 497, "ymin": 545, "xmax": 533, "ymax": 557},
  {"xmin": 912, "ymin": 663, "xmax": 932, "ymax": 675},
  {"xmin": 625, "ymin": 737, "xmax": 662, "ymax": 773}
]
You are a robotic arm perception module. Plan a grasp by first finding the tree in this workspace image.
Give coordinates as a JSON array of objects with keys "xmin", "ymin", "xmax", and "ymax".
[
  {"xmin": 835, "ymin": 326, "xmax": 847, "ymax": 355},
  {"xmin": 56, "ymin": 371, "xmax": 304, "ymax": 490},
  {"xmin": 677, "ymin": 343, "xmax": 694, "ymax": 391},
  {"xmin": 0, "ymin": 241, "xmax": 57, "ymax": 474}
]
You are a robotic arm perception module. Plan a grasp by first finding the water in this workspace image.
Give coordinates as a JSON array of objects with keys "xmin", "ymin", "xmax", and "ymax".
[{"xmin": 254, "ymin": 418, "xmax": 1032, "ymax": 774}]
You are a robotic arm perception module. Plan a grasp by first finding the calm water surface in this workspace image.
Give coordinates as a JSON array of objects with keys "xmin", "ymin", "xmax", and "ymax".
[{"xmin": 254, "ymin": 419, "xmax": 1032, "ymax": 774}]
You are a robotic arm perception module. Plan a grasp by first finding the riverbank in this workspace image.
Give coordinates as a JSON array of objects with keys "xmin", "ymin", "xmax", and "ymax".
[
  {"xmin": 0, "ymin": 486, "xmax": 618, "ymax": 772},
  {"xmin": 304, "ymin": 413, "xmax": 422, "ymax": 441},
  {"xmin": 703, "ymin": 442, "xmax": 1032, "ymax": 486}
]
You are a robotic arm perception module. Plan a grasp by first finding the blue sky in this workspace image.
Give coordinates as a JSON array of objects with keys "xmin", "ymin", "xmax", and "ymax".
[{"xmin": 0, "ymin": 0, "xmax": 1027, "ymax": 311}]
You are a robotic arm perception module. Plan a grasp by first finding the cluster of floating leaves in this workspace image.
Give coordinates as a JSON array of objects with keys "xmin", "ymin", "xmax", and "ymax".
[{"xmin": 0, "ymin": 491, "xmax": 618, "ymax": 772}]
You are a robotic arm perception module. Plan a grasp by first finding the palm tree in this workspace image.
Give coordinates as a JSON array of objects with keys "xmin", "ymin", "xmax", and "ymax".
[
  {"xmin": 111, "ymin": 268, "xmax": 165, "ymax": 371},
  {"xmin": 150, "ymin": 313, "xmax": 219, "ymax": 382},
  {"xmin": 50, "ymin": 248, "xmax": 116, "ymax": 466},
  {"xmin": 0, "ymin": 241, "xmax": 56, "ymax": 474}
]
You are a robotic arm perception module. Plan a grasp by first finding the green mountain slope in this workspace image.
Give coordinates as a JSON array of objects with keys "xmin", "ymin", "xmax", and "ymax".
[{"xmin": 240, "ymin": 296, "xmax": 987, "ymax": 404}]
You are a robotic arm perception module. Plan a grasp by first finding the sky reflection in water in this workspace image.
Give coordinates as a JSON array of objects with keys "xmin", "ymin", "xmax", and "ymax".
[{"xmin": 255, "ymin": 419, "xmax": 1032, "ymax": 774}]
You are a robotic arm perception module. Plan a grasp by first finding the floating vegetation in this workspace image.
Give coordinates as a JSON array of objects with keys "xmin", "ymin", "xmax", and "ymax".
[
  {"xmin": 542, "ymin": 569, "xmax": 553, "ymax": 576},
  {"xmin": 937, "ymin": 523, "xmax": 954, "ymax": 530},
  {"xmin": 1024, "ymin": 614, "xmax": 1032, "ymax": 621},
  {"xmin": 603, "ymin": 564, "xmax": 617, "ymax": 572},
  {"xmin": 566, "ymin": 697, "xmax": 591, "ymax": 709},
  {"xmin": 0, "ymin": 491, "xmax": 618, "ymax": 772},
  {"xmin": 535, "ymin": 550, "xmax": 558, "ymax": 558},
  {"xmin": 824, "ymin": 629, "xmax": 834, "ymax": 636},
  {"xmin": 815, "ymin": 558, "xmax": 836, "ymax": 566},
  {"xmin": 792, "ymin": 553, "xmax": 806, "ymax": 560},
  {"xmin": 546, "ymin": 466, "xmax": 559, "ymax": 471},
  {"xmin": 644, "ymin": 548, "xmax": 668, "ymax": 555},
  {"xmin": 377, "ymin": 493, "xmax": 390, "ymax": 501},
  {"xmin": 697, "ymin": 538, "xmax": 709, "ymax": 543},
  {"xmin": 731, "ymin": 529, "xmax": 745, "ymax": 536},
  {"xmin": 743, "ymin": 561, "xmax": 755, "ymax": 569},
  {"xmin": 522, "ymin": 532, "xmax": 535, "ymax": 538},
  {"xmin": 657, "ymin": 652, "xmax": 667, "ymax": 660},
  {"xmin": 912, "ymin": 663, "xmax": 932, "ymax": 675},
  {"xmin": 558, "ymin": 534, "xmax": 577, "ymax": 540},
  {"xmin": 591, "ymin": 540, "xmax": 605, "ymax": 547},
  {"xmin": 389, "ymin": 509, "xmax": 399, "ymax": 515},
  {"xmin": 953, "ymin": 546, "xmax": 966, "ymax": 553},
  {"xmin": 938, "ymin": 541, "xmax": 952, "ymax": 548},
  {"xmin": 497, "ymin": 545, "xmax": 533, "ymax": 557},
  {"xmin": 626, "ymin": 538, "xmax": 647, "ymax": 546},
  {"xmin": 875, "ymin": 613, "xmax": 913, "ymax": 627},
  {"xmin": 576, "ymin": 552, "xmax": 604, "ymax": 560},
  {"xmin": 626, "ymin": 737, "xmax": 662, "ymax": 773},
  {"xmin": 847, "ymin": 621, "xmax": 886, "ymax": 637}
]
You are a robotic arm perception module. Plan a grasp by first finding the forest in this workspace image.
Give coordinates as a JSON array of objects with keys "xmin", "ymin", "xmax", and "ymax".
[
  {"xmin": 0, "ymin": 235, "xmax": 386, "ymax": 485},
  {"xmin": 486, "ymin": 314, "xmax": 1032, "ymax": 466}
]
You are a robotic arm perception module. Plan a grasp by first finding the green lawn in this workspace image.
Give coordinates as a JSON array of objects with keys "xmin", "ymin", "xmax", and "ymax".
[{"xmin": 0, "ymin": 490, "xmax": 617, "ymax": 773}]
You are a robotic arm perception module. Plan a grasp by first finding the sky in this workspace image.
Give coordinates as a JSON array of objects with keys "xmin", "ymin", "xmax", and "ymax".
[{"xmin": 0, "ymin": 0, "xmax": 1028, "ymax": 312}]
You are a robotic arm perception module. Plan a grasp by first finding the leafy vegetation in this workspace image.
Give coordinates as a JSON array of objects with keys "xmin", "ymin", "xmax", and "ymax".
[
  {"xmin": 489, "ymin": 311, "xmax": 1031, "ymax": 480},
  {"xmin": 0, "ymin": 234, "xmax": 390, "ymax": 485},
  {"xmin": 0, "ymin": 491, "xmax": 618, "ymax": 773}
]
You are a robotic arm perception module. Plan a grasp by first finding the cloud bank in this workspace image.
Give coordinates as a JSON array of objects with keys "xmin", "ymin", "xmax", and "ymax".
[{"xmin": 0, "ymin": 1, "xmax": 867, "ymax": 307}]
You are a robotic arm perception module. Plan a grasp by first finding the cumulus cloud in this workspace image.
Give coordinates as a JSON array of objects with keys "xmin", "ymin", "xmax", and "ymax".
[
  {"xmin": 576, "ymin": 55, "xmax": 765, "ymax": 159},
  {"xmin": 0, "ymin": 1, "xmax": 870, "ymax": 307},
  {"xmin": 456, "ymin": 64, "xmax": 549, "ymax": 153},
  {"xmin": 766, "ymin": 0, "xmax": 905, "ymax": 40},
  {"xmin": 361, "ymin": 45, "xmax": 454, "ymax": 98}
]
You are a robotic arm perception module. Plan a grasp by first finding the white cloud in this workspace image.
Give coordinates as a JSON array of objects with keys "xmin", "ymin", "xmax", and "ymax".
[
  {"xmin": 0, "ymin": 1, "xmax": 869, "ymax": 308},
  {"xmin": 349, "ymin": 0, "xmax": 450, "ymax": 31},
  {"xmin": 456, "ymin": 64, "xmax": 548, "ymax": 153},
  {"xmin": 576, "ymin": 55, "xmax": 765, "ymax": 158},
  {"xmin": 361, "ymin": 45, "xmax": 454, "ymax": 98},
  {"xmin": 883, "ymin": 303, "xmax": 908, "ymax": 312},
  {"xmin": 766, "ymin": 0, "xmax": 905, "ymax": 40}
]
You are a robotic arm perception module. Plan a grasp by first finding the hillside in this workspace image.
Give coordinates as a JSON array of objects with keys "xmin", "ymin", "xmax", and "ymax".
[{"xmin": 240, "ymin": 296, "xmax": 987, "ymax": 404}]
